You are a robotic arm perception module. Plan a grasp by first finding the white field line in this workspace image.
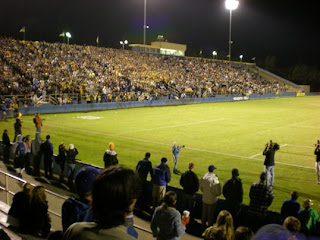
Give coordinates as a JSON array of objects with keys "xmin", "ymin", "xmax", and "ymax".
[
  {"xmin": 40, "ymin": 123, "xmax": 314, "ymax": 170},
  {"xmin": 118, "ymin": 118, "xmax": 225, "ymax": 135},
  {"xmin": 285, "ymin": 144, "xmax": 314, "ymax": 149}
]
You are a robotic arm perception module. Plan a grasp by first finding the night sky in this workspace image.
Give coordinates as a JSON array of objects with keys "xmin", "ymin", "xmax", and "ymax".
[{"xmin": 1, "ymin": 0, "xmax": 320, "ymax": 67}]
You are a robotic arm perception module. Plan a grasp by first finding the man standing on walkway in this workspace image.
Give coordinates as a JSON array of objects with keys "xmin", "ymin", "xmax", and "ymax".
[
  {"xmin": 40, "ymin": 135, "xmax": 53, "ymax": 179},
  {"xmin": 2, "ymin": 129, "xmax": 11, "ymax": 164},
  {"xmin": 200, "ymin": 165, "xmax": 221, "ymax": 229},
  {"xmin": 223, "ymin": 168, "xmax": 243, "ymax": 222},
  {"xmin": 180, "ymin": 162, "xmax": 199, "ymax": 222},
  {"xmin": 31, "ymin": 132, "xmax": 42, "ymax": 176}
]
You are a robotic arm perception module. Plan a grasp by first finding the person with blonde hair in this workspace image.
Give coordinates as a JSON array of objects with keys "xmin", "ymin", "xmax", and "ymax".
[
  {"xmin": 103, "ymin": 142, "xmax": 118, "ymax": 168},
  {"xmin": 28, "ymin": 186, "xmax": 51, "ymax": 237},
  {"xmin": 67, "ymin": 143, "xmax": 79, "ymax": 184},
  {"xmin": 202, "ymin": 210, "xmax": 234, "ymax": 240}
]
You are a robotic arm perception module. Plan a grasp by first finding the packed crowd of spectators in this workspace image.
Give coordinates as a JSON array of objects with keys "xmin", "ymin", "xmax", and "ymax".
[{"xmin": 0, "ymin": 38, "xmax": 289, "ymax": 105}]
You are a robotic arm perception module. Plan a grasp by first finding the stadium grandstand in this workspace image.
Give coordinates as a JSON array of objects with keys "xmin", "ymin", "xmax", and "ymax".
[{"xmin": 0, "ymin": 38, "xmax": 302, "ymax": 108}]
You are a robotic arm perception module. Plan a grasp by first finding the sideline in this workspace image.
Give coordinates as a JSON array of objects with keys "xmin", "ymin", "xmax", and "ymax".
[{"xmin": 35, "ymin": 123, "xmax": 315, "ymax": 171}]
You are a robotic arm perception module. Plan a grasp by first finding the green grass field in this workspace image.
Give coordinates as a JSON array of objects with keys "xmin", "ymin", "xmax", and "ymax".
[{"xmin": 1, "ymin": 96, "xmax": 320, "ymax": 213}]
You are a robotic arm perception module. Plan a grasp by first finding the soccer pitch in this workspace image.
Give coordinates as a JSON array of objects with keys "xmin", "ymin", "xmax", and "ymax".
[{"xmin": 1, "ymin": 96, "xmax": 320, "ymax": 213}]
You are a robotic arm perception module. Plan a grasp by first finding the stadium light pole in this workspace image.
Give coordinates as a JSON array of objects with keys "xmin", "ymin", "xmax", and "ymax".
[
  {"xmin": 225, "ymin": 0, "xmax": 239, "ymax": 61},
  {"xmin": 143, "ymin": 0, "xmax": 147, "ymax": 45},
  {"xmin": 66, "ymin": 32, "xmax": 71, "ymax": 44},
  {"xmin": 212, "ymin": 51, "xmax": 217, "ymax": 59},
  {"xmin": 120, "ymin": 40, "xmax": 128, "ymax": 49}
]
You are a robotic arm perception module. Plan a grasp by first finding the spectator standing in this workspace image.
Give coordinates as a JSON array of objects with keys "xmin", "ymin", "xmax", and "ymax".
[
  {"xmin": 40, "ymin": 135, "xmax": 54, "ymax": 179},
  {"xmin": 314, "ymin": 140, "xmax": 320, "ymax": 184},
  {"xmin": 281, "ymin": 191, "xmax": 301, "ymax": 220},
  {"xmin": 31, "ymin": 132, "xmax": 42, "ymax": 176},
  {"xmin": 179, "ymin": 162, "xmax": 199, "ymax": 222},
  {"xmin": 103, "ymin": 142, "xmax": 118, "ymax": 168},
  {"xmin": 152, "ymin": 157, "xmax": 171, "ymax": 209},
  {"xmin": 298, "ymin": 199, "xmax": 320, "ymax": 235},
  {"xmin": 67, "ymin": 144, "xmax": 79, "ymax": 184},
  {"xmin": 248, "ymin": 172, "xmax": 274, "ymax": 231},
  {"xmin": 135, "ymin": 152, "xmax": 153, "ymax": 209},
  {"xmin": 7, "ymin": 183, "xmax": 33, "ymax": 231},
  {"xmin": 13, "ymin": 118, "xmax": 22, "ymax": 142},
  {"xmin": 2, "ymin": 129, "xmax": 10, "ymax": 164},
  {"xmin": 263, "ymin": 140, "xmax": 279, "ymax": 186},
  {"xmin": 56, "ymin": 143, "xmax": 67, "ymax": 182},
  {"xmin": 1, "ymin": 102, "xmax": 7, "ymax": 121},
  {"xmin": 24, "ymin": 135, "xmax": 32, "ymax": 174},
  {"xmin": 63, "ymin": 165, "xmax": 140, "ymax": 240},
  {"xmin": 11, "ymin": 134, "xmax": 27, "ymax": 178},
  {"xmin": 34, "ymin": 112, "xmax": 43, "ymax": 134},
  {"xmin": 151, "ymin": 191, "xmax": 185, "ymax": 240},
  {"xmin": 28, "ymin": 186, "xmax": 51, "ymax": 238},
  {"xmin": 223, "ymin": 168, "xmax": 243, "ymax": 222},
  {"xmin": 62, "ymin": 166, "xmax": 101, "ymax": 232},
  {"xmin": 200, "ymin": 165, "xmax": 221, "ymax": 229},
  {"xmin": 202, "ymin": 210, "xmax": 234, "ymax": 240}
]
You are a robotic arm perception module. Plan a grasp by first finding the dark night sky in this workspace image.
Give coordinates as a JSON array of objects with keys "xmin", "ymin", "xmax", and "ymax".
[{"xmin": 1, "ymin": 0, "xmax": 320, "ymax": 67}]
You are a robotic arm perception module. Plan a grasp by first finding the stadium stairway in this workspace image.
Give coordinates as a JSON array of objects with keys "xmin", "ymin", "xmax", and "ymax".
[{"xmin": 0, "ymin": 159, "xmax": 201, "ymax": 240}]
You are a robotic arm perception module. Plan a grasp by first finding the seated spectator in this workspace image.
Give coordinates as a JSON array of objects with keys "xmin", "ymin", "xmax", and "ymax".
[
  {"xmin": 7, "ymin": 182, "xmax": 33, "ymax": 231},
  {"xmin": 103, "ymin": 142, "xmax": 118, "ymax": 168},
  {"xmin": 202, "ymin": 210, "xmax": 234, "ymax": 240},
  {"xmin": 151, "ymin": 191, "xmax": 185, "ymax": 240},
  {"xmin": 63, "ymin": 165, "xmax": 140, "ymax": 240},
  {"xmin": 283, "ymin": 216, "xmax": 301, "ymax": 233},
  {"xmin": 234, "ymin": 226, "xmax": 254, "ymax": 240},
  {"xmin": 281, "ymin": 191, "xmax": 300, "ymax": 220},
  {"xmin": 298, "ymin": 199, "xmax": 320, "ymax": 235},
  {"xmin": 28, "ymin": 185, "xmax": 51, "ymax": 238},
  {"xmin": 62, "ymin": 166, "xmax": 101, "ymax": 232}
]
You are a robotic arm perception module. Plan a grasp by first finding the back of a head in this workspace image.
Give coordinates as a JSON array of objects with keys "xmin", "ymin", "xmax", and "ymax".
[
  {"xmin": 253, "ymin": 224, "xmax": 290, "ymax": 240},
  {"xmin": 108, "ymin": 142, "xmax": 115, "ymax": 151},
  {"xmin": 92, "ymin": 165, "xmax": 140, "ymax": 228},
  {"xmin": 31, "ymin": 185, "xmax": 46, "ymax": 204},
  {"xmin": 75, "ymin": 166, "xmax": 101, "ymax": 197},
  {"xmin": 232, "ymin": 168, "xmax": 239, "ymax": 178},
  {"xmin": 234, "ymin": 226, "xmax": 254, "ymax": 240},
  {"xmin": 145, "ymin": 152, "xmax": 151, "ymax": 159},
  {"xmin": 163, "ymin": 191, "xmax": 177, "ymax": 208},
  {"xmin": 46, "ymin": 135, "xmax": 50, "ymax": 140},
  {"xmin": 202, "ymin": 226, "xmax": 226, "ymax": 240},
  {"xmin": 161, "ymin": 157, "xmax": 167, "ymax": 163},
  {"xmin": 290, "ymin": 191, "xmax": 298, "ymax": 200},
  {"xmin": 22, "ymin": 182, "xmax": 33, "ymax": 196},
  {"xmin": 283, "ymin": 216, "xmax": 301, "ymax": 233},
  {"xmin": 188, "ymin": 162, "xmax": 194, "ymax": 170},
  {"xmin": 215, "ymin": 210, "xmax": 234, "ymax": 240},
  {"xmin": 260, "ymin": 172, "xmax": 267, "ymax": 181}
]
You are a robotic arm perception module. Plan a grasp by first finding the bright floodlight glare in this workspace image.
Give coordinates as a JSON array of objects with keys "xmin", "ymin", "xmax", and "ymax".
[
  {"xmin": 66, "ymin": 32, "xmax": 71, "ymax": 38},
  {"xmin": 212, "ymin": 51, "xmax": 217, "ymax": 56},
  {"xmin": 120, "ymin": 41, "xmax": 123, "ymax": 45},
  {"xmin": 124, "ymin": 40, "xmax": 128, "ymax": 44},
  {"xmin": 239, "ymin": 54, "xmax": 243, "ymax": 59},
  {"xmin": 225, "ymin": 0, "xmax": 239, "ymax": 10}
]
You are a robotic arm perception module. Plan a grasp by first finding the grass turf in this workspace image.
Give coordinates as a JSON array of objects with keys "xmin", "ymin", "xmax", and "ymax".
[{"xmin": 1, "ymin": 95, "xmax": 320, "ymax": 213}]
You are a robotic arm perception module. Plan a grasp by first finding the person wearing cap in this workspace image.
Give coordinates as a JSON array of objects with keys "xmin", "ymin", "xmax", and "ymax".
[
  {"xmin": 179, "ymin": 162, "xmax": 199, "ymax": 222},
  {"xmin": 298, "ymin": 199, "xmax": 319, "ymax": 235},
  {"xmin": 67, "ymin": 144, "xmax": 79, "ymax": 184},
  {"xmin": 103, "ymin": 142, "xmax": 119, "ymax": 168},
  {"xmin": 281, "ymin": 191, "xmax": 301, "ymax": 221},
  {"xmin": 62, "ymin": 166, "xmax": 101, "ymax": 232},
  {"xmin": 63, "ymin": 165, "xmax": 140, "ymax": 240},
  {"xmin": 152, "ymin": 157, "xmax": 171, "ymax": 209},
  {"xmin": 200, "ymin": 165, "xmax": 221, "ymax": 229},
  {"xmin": 223, "ymin": 168, "xmax": 243, "ymax": 222}
]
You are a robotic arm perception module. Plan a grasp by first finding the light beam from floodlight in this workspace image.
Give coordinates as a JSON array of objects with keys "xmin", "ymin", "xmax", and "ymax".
[{"xmin": 225, "ymin": 0, "xmax": 239, "ymax": 61}]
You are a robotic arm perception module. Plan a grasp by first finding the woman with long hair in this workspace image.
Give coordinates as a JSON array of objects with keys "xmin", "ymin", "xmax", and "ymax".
[
  {"xmin": 202, "ymin": 210, "xmax": 234, "ymax": 240},
  {"xmin": 29, "ymin": 186, "xmax": 51, "ymax": 237}
]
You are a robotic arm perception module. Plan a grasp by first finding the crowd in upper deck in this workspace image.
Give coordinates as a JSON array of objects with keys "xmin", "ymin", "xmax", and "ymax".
[{"xmin": 0, "ymin": 38, "xmax": 288, "ymax": 103}]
